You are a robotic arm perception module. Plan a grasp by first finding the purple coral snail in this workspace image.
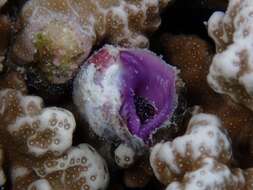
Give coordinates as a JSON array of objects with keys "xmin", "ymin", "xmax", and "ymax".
[{"xmin": 73, "ymin": 45, "xmax": 178, "ymax": 152}]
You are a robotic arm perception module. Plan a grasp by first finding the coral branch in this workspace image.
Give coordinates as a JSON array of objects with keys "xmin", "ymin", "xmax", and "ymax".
[
  {"xmin": 150, "ymin": 113, "xmax": 253, "ymax": 190},
  {"xmin": 0, "ymin": 146, "xmax": 5, "ymax": 187},
  {"xmin": 207, "ymin": 0, "xmax": 253, "ymax": 111},
  {"xmin": 12, "ymin": 0, "xmax": 171, "ymax": 84},
  {"xmin": 0, "ymin": 89, "xmax": 76, "ymax": 160},
  {"xmin": 0, "ymin": 15, "xmax": 11, "ymax": 72},
  {"xmin": 161, "ymin": 34, "xmax": 253, "ymax": 147},
  {"xmin": 12, "ymin": 144, "xmax": 109, "ymax": 190}
]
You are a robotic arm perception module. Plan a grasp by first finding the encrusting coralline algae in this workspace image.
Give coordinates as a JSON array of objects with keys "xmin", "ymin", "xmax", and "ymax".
[{"xmin": 73, "ymin": 45, "xmax": 179, "ymax": 153}]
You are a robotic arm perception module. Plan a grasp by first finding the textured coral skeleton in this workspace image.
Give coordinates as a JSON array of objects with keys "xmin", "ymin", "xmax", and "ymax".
[
  {"xmin": 161, "ymin": 34, "xmax": 253, "ymax": 152},
  {"xmin": 12, "ymin": 0, "xmax": 171, "ymax": 84},
  {"xmin": 0, "ymin": 89, "xmax": 76, "ymax": 160},
  {"xmin": 161, "ymin": 34, "xmax": 213, "ymax": 105},
  {"xmin": 0, "ymin": 147, "xmax": 5, "ymax": 187},
  {"xmin": 12, "ymin": 144, "xmax": 109, "ymax": 190},
  {"xmin": 0, "ymin": 72, "xmax": 109, "ymax": 190},
  {"xmin": 150, "ymin": 113, "xmax": 253, "ymax": 190},
  {"xmin": 208, "ymin": 0, "xmax": 253, "ymax": 111},
  {"xmin": 0, "ymin": 10, "xmax": 11, "ymax": 72},
  {"xmin": 0, "ymin": 71, "xmax": 27, "ymax": 93}
]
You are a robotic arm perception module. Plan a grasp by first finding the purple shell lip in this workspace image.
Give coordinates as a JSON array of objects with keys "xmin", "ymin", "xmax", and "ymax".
[{"xmin": 119, "ymin": 50, "xmax": 177, "ymax": 144}]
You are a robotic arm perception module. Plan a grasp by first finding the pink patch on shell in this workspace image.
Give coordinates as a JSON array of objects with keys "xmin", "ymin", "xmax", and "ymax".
[{"xmin": 89, "ymin": 48, "xmax": 113, "ymax": 70}]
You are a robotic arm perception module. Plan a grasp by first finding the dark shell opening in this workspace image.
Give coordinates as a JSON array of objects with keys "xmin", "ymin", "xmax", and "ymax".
[{"xmin": 134, "ymin": 95, "xmax": 157, "ymax": 125}]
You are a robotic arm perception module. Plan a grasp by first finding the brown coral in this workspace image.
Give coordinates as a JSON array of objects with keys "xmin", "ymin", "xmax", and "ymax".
[
  {"xmin": 123, "ymin": 157, "xmax": 153, "ymax": 188},
  {"xmin": 12, "ymin": 0, "xmax": 171, "ymax": 84},
  {"xmin": 0, "ymin": 73, "xmax": 110, "ymax": 190},
  {"xmin": 150, "ymin": 113, "xmax": 232, "ymax": 185},
  {"xmin": 207, "ymin": 0, "xmax": 253, "ymax": 111},
  {"xmin": 162, "ymin": 34, "xmax": 253, "ymax": 141},
  {"xmin": 12, "ymin": 144, "xmax": 109, "ymax": 190},
  {"xmin": 207, "ymin": 0, "xmax": 228, "ymax": 9},
  {"xmin": 0, "ymin": 15, "xmax": 11, "ymax": 71},
  {"xmin": 150, "ymin": 113, "xmax": 253, "ymax": 190},
  {"xmin": 0, "ymin": 146, "xmax": 5, "ymax": 187},
  {"xmin": 0, "ymin": 70, "xmax": 76, "ymax": 166},
  {"xmin": 162, "ymin": 34, "xmax": 213, "ymax": 105},
  {"xmin": 0, "ymin": 0, "xmax": 12, "ymax": 71},
  {"xmin": 0, "ymin": 71, "xmax": 27, "ymax": 93},
  {"xmin": 0, "ymin": 16, "xmax": 11, "ymax": 55},
  {"xmin": 203, "ymin": 96, "xmax": 253, "ymax": 146},
  {"xmin": 0, "ymin": 89, "xmax": 76, "ymax": 163},
  {"xmin": 165, "ymin": 157, "xmax": 246, "ymax": 190}
]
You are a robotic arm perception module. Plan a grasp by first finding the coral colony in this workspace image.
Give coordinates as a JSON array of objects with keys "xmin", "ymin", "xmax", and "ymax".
[
  {"xmin": 161, "ymin": 34, "xmax": 253, "ymax": 155},
  {"xmin": 150, "ymin": 113, "xmax": 253, "ymax": 190},
  {"xmin": 2, "ymin": 0, "xmax": 253, "ymax": 190},
  {"xmin": 208, "ymin": 0, "xmax": 253, "ymax": 111},
  {"xmin": 0, "ymin": 73, "xmax": 109, "ymax": 190},
  {"xmin": 12, "ymin": 0, "xmax": 170, "ymax": 84}
]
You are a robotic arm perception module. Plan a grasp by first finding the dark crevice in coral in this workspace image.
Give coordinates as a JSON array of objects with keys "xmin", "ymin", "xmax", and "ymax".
[
  {"xmin": 2, "ymin": 0, "xmax": 27, "ymax": 17},
  {"xmin": 150, "ymin": 0, "xmax": 223, "ymax": 55},
  {"xmin": 26, "ymin": 67, "xmax": 73, "ymax": 105}
]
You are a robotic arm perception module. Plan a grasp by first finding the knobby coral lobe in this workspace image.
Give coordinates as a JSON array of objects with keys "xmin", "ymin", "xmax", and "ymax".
[
  {"xmin": 12, "ymin": 144, "xmax": 109, "ymax": 190},
  {"xmin": 161, "ymin": 34, "xmax": 253, "ymax": 153},
  {"xmin": 0, "ymin": 72, "xmax": 109, "ymax": 190},
  {"xmin": 207, "ymin": 0, "xmax": 253, "ymax": 112},
  {"xmin": 12, "ymin": 0, "xmax": 171, "ymax": 84},
  {"xmin": 150, "ymin": 113, "xmax": 253, "ymax": 190},
  {"xmin": 0, "ymin": 15, "xmax": 11, "ymax": 72},
  {"xmin": 0, "ymin": 147, "xmax": 5, "ymax": 187}
]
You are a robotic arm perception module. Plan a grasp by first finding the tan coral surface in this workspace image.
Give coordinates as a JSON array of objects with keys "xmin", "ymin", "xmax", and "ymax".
[
  {"xmin": 150, "ymin": 113, "xmax": 253, "ymax": 190},
  {"xmin": 162, "ymin": 34, "xmax": 253, "ymax": 142},
  {"xmin": 208, "ymin": 0, "xmax": 253, "ymax": 111},
  {"xmin": 12, "ymin": 0, "xmax": 171, "ymax": 83},
  {"xmin": 12, "ymin": 144, "xmax": 109, "ymax": 190}
]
